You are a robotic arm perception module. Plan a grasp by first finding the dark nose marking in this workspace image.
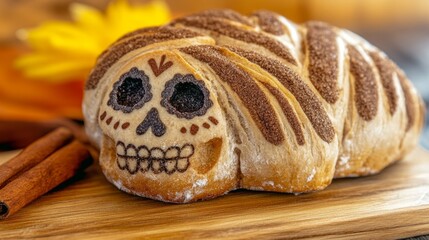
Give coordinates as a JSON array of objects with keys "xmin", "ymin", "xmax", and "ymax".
[{"xmin": 136, "ymin": 108, "xmax": 166, "ymax": 137}]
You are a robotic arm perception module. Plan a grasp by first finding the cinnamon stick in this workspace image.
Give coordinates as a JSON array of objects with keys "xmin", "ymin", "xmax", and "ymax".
[
  {"xmin": 0, "ymin": 127, "xmax": 74, "ymax": 188},
  {"xmin": 0, "ymin": 140, "xmax": 92, "ymax": 219},
  {"xmin": 0, "ymin": 118, "xmax": 88, "ymax": 150}
]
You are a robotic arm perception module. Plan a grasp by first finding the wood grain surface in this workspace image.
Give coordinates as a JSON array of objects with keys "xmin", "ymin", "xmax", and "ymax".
[{"xmin": 0, "ymin": 147, "xmax": 429, "ymax": 239}]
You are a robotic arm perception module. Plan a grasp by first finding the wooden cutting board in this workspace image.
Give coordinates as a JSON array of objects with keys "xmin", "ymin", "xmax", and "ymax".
[{"xmin": 0, "ymin": 147, "xmax": 429, "ymax": 239}]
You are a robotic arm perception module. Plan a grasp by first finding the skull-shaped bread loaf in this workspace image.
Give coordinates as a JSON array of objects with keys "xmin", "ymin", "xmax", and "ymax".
[{"xmin": 83, "ymin": 9, "xmax": 425, "ymax": 203}]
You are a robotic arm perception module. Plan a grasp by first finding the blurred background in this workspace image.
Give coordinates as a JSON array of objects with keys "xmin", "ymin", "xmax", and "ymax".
[{"xmin": 0, "ymin": 0, "xmax": 428, "ymax": 149}]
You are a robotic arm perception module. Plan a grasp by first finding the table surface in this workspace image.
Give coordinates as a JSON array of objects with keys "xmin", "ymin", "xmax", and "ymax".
[{"xmin": 0, "ymin": 147, "xmax": 429, "ymax": 239}]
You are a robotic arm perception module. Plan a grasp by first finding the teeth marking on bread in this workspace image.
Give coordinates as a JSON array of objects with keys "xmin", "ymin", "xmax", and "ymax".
[{"xmin": 116, "ymin": 141, "xmax": 194, "ymax": 175}]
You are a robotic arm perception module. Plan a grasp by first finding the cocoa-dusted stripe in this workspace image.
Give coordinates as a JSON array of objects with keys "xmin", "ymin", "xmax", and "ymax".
[
  {"xmin": 190, "ymin": 9, "xmax": 254, "ymax": 26},
  {"xmin": 306, "ymin": 21, "xmax": 339, "ymax": 104},
  {"xmin": 348, "ymin": 45, "xmax": 378, "ymax": 121},
  {"xmin": 263, "ymin": 82, "xmax": 305, "ymax": 145},
  {"xmin": 174, "ymin": 16, "xmax": 297, "ymax": 65},
  {"xmin": 252, "ymin": 11, "xmax": 284, "ymax": 36},
  {"xmin": 369, "ymin": 51, "xmax": 398, "ymax": 115},
  {"xmin": 116, "ymin": 26, "xmax": 159, "ymax": 42},
  {"xmin": 228, "ymin": 47, "xmax": 335, "ymax": 143},
  {"xmin": 397, "ymin": 71, "xmax": 416, "ymax": 131},
  {"xmin": 180, "ymin": 45, "xmax": 285, "ymax": 145},
  {"xmin": 86, "ymin": 26, "xmax": 201, "ymax": 90},
  {"xmin": 94, "ymin": 27, "xmax": 160, "ymax": 78}
]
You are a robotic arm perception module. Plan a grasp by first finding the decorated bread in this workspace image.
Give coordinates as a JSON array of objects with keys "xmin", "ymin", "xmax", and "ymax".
[{"xmin": 83, "ymin": 9, "xmax": 425, "ymax": 203}]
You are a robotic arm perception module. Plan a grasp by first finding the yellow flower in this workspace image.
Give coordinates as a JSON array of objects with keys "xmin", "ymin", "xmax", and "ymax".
[{"xmin": 15, "ymin": 0, "xmax": 171, "ymax": 83}]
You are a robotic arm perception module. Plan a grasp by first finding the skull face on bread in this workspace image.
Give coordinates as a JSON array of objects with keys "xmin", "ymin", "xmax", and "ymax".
[
  {"xmin": 83, "ymin": 10, "xmax": 425, "ymax": 203},
  {"xmin": 85, "ymin": 49, "xmax": 237, "ymax": 202}
]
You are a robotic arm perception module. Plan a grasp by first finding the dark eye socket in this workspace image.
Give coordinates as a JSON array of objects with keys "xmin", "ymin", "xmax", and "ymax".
[
  {"xmin": 169, "ymin": 82, "xmax": 204, "ymax": 113},
  {"xmin": 108, "ymin": 67, "xmax": 152, "ymax": 113},
  {"xmin": 117, "ymin": 77, "xmax": 145, "ymax": 107},
  {"xmin": 161, "ymin": 74, "xmax": 212, "ymax": 119}
]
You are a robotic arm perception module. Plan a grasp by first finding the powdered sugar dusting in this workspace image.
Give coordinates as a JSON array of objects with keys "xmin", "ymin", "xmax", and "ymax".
[
  {"xmin": 338, "ymin": 139, "xmax": 352, "ymax": 169},
  {"xmin": 193, "ymin": 178, "xmax": 208, "ymax": 188},
  {"xmin": 339, "ymin": 155, "xmax": 350, "ymax": 166},
  {"xmin": 262, "ymin": 181, "xmax": 274, "ymax": 187},
  {"xmin": 111, "ymin": 178, "xmax": 133, "ymax": 195},
  {"xmin": 184, "ymin": 190, "xmax": 193, "ymax": 202},
  {"xmin": 307, "ymin": 168, "xmax": 316, "ymax": 182},
  {"xmin": 112, "ymin": 178, "xmax": 124, "ymax": 190},
  {"xmin": 174, "ymin": 192, "xmax": 183, "ymax": 201}
]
